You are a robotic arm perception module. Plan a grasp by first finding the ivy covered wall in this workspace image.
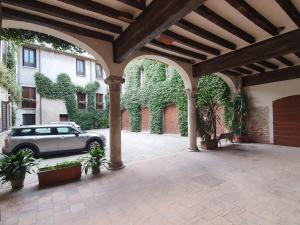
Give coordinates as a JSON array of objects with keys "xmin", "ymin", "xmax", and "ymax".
[
  {"xmin": 121, "ymin": 59, "xmax": 231, "ymax": 137},
  {"xmin": 35, "ymin": 72, "xmax": 108, "ymax": 130}
]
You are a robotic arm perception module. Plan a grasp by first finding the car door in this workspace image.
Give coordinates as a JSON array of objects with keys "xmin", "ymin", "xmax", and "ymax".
[
  {"xmin": 34, "ymin": 127, "xmax": 58, "ymax": 153},
  {"xmin": 56, "ymin": 127, "xmax": 86, "ymax": 151}
]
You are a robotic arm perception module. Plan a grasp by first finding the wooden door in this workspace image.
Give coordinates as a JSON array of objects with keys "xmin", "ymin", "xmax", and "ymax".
[
  {"xmin": 141, "ymin": 107, "xmax": 150, "ymax": 131},
  {"xmin": 164, "ymin": 105, "xmax": 179, "ymax": 134},
  {"xmin": 121, "ymin": 110, "xmax": 130, "ymax": 130},
  {"xmin": 273, "ymin": 95, "xmax": 300, "ymax": 147}
]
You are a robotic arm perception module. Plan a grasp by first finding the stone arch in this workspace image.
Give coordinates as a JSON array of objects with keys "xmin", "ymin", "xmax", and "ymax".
[
  {"xmin": 2, "ymin": 19, "xmax": 111, "ymax": 76},
  {"xmin": 215, "ymin": 72, "xmax": 239, "ymax": 95}
]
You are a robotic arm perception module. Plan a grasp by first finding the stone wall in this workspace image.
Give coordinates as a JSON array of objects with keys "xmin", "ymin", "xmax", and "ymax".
[{"xmin": 247, "ymin": 106, "xmax": 270, "ymax": 143}]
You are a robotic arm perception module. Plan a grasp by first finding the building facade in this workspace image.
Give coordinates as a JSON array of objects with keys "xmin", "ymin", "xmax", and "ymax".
[{"xmin": 16, "ymin": 44, "xmax": 107, "ymax": 126}]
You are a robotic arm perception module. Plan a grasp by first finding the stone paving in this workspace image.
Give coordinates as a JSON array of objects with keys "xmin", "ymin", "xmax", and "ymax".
[{"xmin": 1, "ymin": 143, "xmax": 300, "ymax": 225}]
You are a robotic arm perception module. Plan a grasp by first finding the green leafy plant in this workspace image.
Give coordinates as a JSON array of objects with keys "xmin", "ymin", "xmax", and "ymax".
[
  {"xmin": 81, "ymin": 146, "xmax": 107, "ymax": 175},
  {"xmin": 39, "ymin": 160, "xmax": 81, "ymax": 172},
  {"xmin": 230, "ymin": 91, "xmax": 248, "ymax": 136},
  {"xmin": 0, "ymin": 149, "xmax": 38, "ymax": 189}
]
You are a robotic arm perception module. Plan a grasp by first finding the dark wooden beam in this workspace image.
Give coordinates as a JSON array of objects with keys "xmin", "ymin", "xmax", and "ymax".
[
  {"xmin": 114, "ymin": 0, "xmax": 206, "ymax": 63},
  {"xmin": 3, "ymin": 0, "xmax": 123, "ymax": 34},
  {"xmin": 150, "ymin": 40, "xmax": 207, "ymax": 60},
  {"xmin": 193, "ymin": 29, "xmax": 300, "ymax": 76},
  {"xmin": 141, "ymin": 47, "xmax": 194, "ymax": 64},
  {"xmin": 225, "ymin": 0, "xmax": 281, "ymax": 35},
  {"xmin": 58, "ymin": 0, "xmax": 134, "ymax": 23},
  {"xmin": 2, "ymin": 7, "xmax": 114, "ymax": 42},
  {"xmin": 232, "ymin": 67, "xmax": 252, "ymax": 74},
  {"xmin": 275, "ymin": 56, "xmax": 294, "ymax": 66},
  {"xmin": 163, "ymin": 30, "xmax": 220, "ymax": 55},
  {"xmin": 243, "ymin": 65, "xmax": 300, "ymax": 86},
  {"xmin": 276, "ymin": 0, "xmax": 300, "ymax": 27},
  {"xmin": 118, "ymin": 0, "xmax": 146, "ymax": 10},
  {"xmin": 295, "ymin": 52, "xmax": 300, "ymax": 58},
  {"xmin": 176, "ymin": 19, "xmax": 236, "ymax": 50},
  {"xmin": 222, "ymin": 70, "xmax": 242, "ymax": 76},
  {"xmin": 0, "ymin": 0, "xmax": 2, "ymax": 31},
  {"xmin": 245, "ymin": 64, "xmax": 265, "ymax": 73},
  {"xmin": 257, "ymin": 60, "xmax": 279, "ymax": 70},
  {"xmin": 194, "ymin": 5, "xmax": 255, "ymax": 43}
]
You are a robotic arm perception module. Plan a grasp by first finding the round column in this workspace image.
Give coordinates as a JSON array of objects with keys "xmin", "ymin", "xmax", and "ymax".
[{"xmin": 186, "ymin": 88, "xmax": 199, "ymax": 151}]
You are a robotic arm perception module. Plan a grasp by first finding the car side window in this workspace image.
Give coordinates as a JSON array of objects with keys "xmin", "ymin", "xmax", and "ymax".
[
  {"xmin": 19, "ymin": 128, "xmax": 33, "ymax": 136},
  {"xmin": 57, "ymin": 127, "xmax": 70, "ymax": 135},
  {"xmin": 35, "ymin": 127, "xmax": 52, "ymax": 135}
]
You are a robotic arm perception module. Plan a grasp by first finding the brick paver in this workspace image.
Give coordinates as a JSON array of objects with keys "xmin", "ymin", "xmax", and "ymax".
[{"xmin": 1, "ymin": 143, "xmax": 300, "ymax": 225}]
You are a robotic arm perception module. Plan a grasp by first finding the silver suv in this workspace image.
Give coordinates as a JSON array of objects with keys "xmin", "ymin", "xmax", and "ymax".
[{"xmin": 2, "ymin": 124, "xmax": 106, "ymax": 157}]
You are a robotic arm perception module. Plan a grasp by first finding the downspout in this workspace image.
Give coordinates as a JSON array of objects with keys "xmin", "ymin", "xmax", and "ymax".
[{"xmin": 39, "ymin": 47, "xmax": 42, "ymax": 124}]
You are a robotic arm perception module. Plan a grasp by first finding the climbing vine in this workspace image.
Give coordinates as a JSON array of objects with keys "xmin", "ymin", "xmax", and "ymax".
[
  {"xmin": 1, "ymin": 28, "xmax": 84, "ymax": 54},
  {"xmin": 35, "ymin": 72, "xmax": 108, "ymax": 130}
]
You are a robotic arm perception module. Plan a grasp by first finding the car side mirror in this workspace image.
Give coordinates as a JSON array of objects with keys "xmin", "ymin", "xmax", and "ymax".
[{"xmin": 74, "ymin": 131, "xmax": 80, "ymax": 137}]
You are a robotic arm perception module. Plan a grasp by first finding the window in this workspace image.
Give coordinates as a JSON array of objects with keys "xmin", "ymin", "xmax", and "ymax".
[
  {"xmin": 22, "ymin": 114, "xmax": 36, "ymax": 125},
  {"xmin": 57, "ymin": 127, "xmax": 70, "ymax": 135},
  {"xmin": 23, "ymin": 47, "xmax": 36, "ymax": 67},
  {"xmin": 165, "ymin": 66, "xmax": 174, "ymax": 78},
  {"xmin": 77, "ymin": 92, "xmax": 86, "ymax": 109},
  {"xmin": 59, "ymin": 114, "xmax": 69, "ymax": 122},
  {"xmin": 76, "ymin": 59, "xmax": 85, "ymax": 75},
  {"xmin": 35, "ymin": 127, "xmax": 52, "ymax": 135},
  {"xmin": 22, "ymin": 87, "xmax": 36, "ymax": 108},
  {"xmin": 96, "ymin": 93, "xmax": 104, "ymax": 110},
  {"xmin": 96, "ymin": 64, "xmax": 103, "ymax": 79},
  {"xmin": 19, "ymin": 128, "xmax": 33, "ymax": 136}
]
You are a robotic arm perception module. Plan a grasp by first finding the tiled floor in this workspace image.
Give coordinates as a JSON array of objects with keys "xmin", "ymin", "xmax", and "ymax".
[{"xmin": 1, "ymin": 143, "xmax": 300, "ymax": 225}]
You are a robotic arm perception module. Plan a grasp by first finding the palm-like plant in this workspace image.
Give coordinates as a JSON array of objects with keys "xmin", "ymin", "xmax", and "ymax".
[
  {"xmin": 81, "ymin": 146, "xmax": 107, "ymax": 175},
  {"xmin": 0, "ymin": 149, "xmax": 38, "ymax": 189}
]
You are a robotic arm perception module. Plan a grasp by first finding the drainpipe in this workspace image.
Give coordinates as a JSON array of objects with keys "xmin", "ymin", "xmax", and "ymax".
[{"xmin": 39, "ymin": 47, "xmax": 42, "ymax": 124}]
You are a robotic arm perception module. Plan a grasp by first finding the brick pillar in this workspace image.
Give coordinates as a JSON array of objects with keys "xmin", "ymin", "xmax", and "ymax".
[{"xmin": 105, "ymin": 76, "xmax": 125, "ymax": 170}]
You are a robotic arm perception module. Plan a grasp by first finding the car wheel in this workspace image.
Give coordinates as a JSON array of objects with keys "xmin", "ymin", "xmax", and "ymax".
[
  {"xmin": 15, "ymin": 146, "xmax": 38, "ymax": 158},
  {"xmin": 86, "ymin": 139, "xmax": 102, "ymax": 151}
]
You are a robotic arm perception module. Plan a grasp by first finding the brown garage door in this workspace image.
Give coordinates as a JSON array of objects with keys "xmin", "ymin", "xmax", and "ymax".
[
  {"xmin": 141, "ymin": 107, "xmax": 150, "ymax": 131},
  {"xmin": 273, "ymin": 95, "xmax": 300, "ymax": 147},
  {"xmin": 164, "ymin": 105, "xmax": 179, "ymax": 134},
  {"xmin": 121, "ymin": 110, "xmax": 130, "ymax": 130}
]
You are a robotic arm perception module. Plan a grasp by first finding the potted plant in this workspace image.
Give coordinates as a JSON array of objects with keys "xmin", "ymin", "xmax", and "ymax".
[
  {"xmin": 38, "ymin": 160, "xmax": 81, "ymax": 187},
  {"xmin": 0, "ymin": 149, "xmax": 38, "ymax": 190},
  {"xmin": 81, "ymin": 146, "xmax": 107, "ymax": 175}
]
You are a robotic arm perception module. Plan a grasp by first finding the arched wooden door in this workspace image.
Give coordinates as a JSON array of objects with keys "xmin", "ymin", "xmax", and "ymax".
[
  {"xmin": 273, "ymin": 95, "xmax": 300, "ymax": 147},
  {"xmin": 141, "ymin": 107, "xmax": 150, "ymax": 131},
  {"xmin": 121, "ymin": 110, "xmax": 130, "ymax": 130},
  {"xmin": 164, "ymin": 105, "xmax": 180, "ymax": 134}
]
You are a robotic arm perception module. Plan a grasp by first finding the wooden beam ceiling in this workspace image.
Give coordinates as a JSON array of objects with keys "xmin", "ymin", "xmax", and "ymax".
[
  {"xmin": 141, "ymin": 47, "xmax": 194, "ymax": 64},
  {"xmin": 163, "ymin": 30, "xmax": 220, "ymax": 55},
  {"xmin": 0, "ymin": 0, "xmax": 2, "ymax": 30},
  {"xmin": 244, "ymin": 64, "xmax": 266, "ymax": 73},
  {"xmin": 276, "ymin": 0, "xmax": 300, "ymax": 27},
  {"xmin": 118, "ymin": 0, "xmax": 146, "ymax": 10},
  {"xmin": 193, "ymin": 29, "xmax": 300, "ymax": 76},
  {"xmin": 3, "ymin": 0, "xmax": 123, "ymax": 34},
  {"xmin": 2, "ymin": 7, "xmax": 114, "ymax": 42},
  {"xmin": 232, "ymin": 67, "xmax": 252, "ymax": 75},
  {"xmin": 221, "ymin": 70, "xmax": 242, "ymax": 76},
  {"xmin": 225, "ymin": 0, "xmax": 281, "ymax": 35},
  {"xmin": 295, "ymin": 52, "xmax": 300, "ymax": 58},
  {"xmin": 275, "ymin": 56, "xmax": 294, "ymax": 66},
  {"xmin": 58, "ymin": 0, "xmax": 134, "ymax": 23},
  {"xmin": 194, "ymin": 5, "xmax": 255, "ymax": 43},
  {"xmin": 150, "ymin": 39, "xmax": 207, "ymax": 60},
  {"xmin": 257, "ymin": 60, "xmax": 279, "ymax": 70},
  {"xmin": 176, "ymin": 19, "xmax": 236, "ymax": 50},
  {"xmin": 113, "ymin": 0, "xmax": 206, "ymax": 63},
  {"xmin": 243, "ymin": 65, "xmax": 300, "ymax": 86}
]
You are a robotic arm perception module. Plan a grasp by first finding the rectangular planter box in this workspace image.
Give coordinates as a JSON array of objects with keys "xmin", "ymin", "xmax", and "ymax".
[
  {"xmin": 200, "ymin": 140, "xmax": 218, "ymax": 150},
  {"xmin": 38, "ymin": 165, "xmax": 81, "ymax": 187}
]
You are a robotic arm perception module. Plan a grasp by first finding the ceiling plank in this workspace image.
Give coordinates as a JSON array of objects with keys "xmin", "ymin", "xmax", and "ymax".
[
  {"xmin": 176, "ymin": 19, "xmax": 236, "ymax": 50},
  {"xmin": 243, "ymin": 65, "xmax": 300, "ymax": 86},
  {"xmin": 221, "ymin": 70, "xmax": 242, "ymax": 76},
  {"xmin": 295, "ymin": 52, "xmax": 300, "ymax": 58},
  {"xmin": 257, "ymin": 60, "xmax": 279, "ymax": 70},
  {"xmin": 2, "ymin": 7, "xmax": 114, "ymax": 42},
  {"xmin": 193, "ymin": 29, "xmax": 300, "ymax": 76},
  {"xmin": 58, "ymin": 0, "xmax": 134, "ymax": 23},
  {"xmin": 225, "ymin": 0, "xmax": 280, "ymax": 35},
  {"xmin": 194, "ymin": 5, "xmax": 255, "ymax": 43},
  {"xmin": 150, "ymin": 40, "xmax": 207, "ymax": 60},
  {"xmin": 163, "ymin": 30, "xmax": 220, "ymax": 55},
  {"xmin": 0, "ymin": 0, "xmax": 2, "ymax": 30},
  {"xmin": 275, "ymin": 56, "xmax": 294, "ymax": 66},
  {"xmin": 114, "ymin": 0, "xmax": 206, "ymax": 63},
  {"xmin": 3, "ymin": 0, "xmax": 123, "ymax": 34},
  {"xmin": 276, "ymin": 0, "xmax": 300, "ymax": 27},
  {"xmin": 117, "ymin": 0, "xmax": 146, "ymax": 10},
  {"xmin": 244, "ymin": 64, "xmax": 265, "ymax": 73},
  {"xmin": 141, "ymin": 47, "xmax": 194, "ymax": 64},
  {"xmin": 232, "ymin": 67, "xmax": 252, "ymax": 74}
]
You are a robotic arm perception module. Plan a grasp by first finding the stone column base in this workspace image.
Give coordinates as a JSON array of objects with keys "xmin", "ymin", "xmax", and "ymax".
[
  {"xmin": 108, "ymin": 161, "xmax": 125, "ymax": 170},
  {"xmin": 188, "ymin": 147, "xmax": 200, "ymax": 152}
]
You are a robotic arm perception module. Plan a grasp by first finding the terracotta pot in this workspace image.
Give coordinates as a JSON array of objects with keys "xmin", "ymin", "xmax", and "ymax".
[
  {"xmin": 38, "ymin": 165, "xmax": 81, "ymax": 187},
  {"xmin": 200, "ymin": 139, "xmax": 218, "ymax": 150},
  {"xmin": 234, "ymin": 135, "xmax": 249, "ymax": 143},
  {"xmin": 10, "ymin": 177, "xmax": 25, "ymax": 190}
]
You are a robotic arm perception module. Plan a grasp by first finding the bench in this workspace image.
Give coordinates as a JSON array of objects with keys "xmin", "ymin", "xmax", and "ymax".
[{"xmin": 217, "ymin": 132, "xmax": 234, "ymax": 148}]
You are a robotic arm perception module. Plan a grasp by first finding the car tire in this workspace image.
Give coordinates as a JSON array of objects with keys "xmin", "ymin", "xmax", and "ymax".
[
  {"xmin": 15, "ymin": 146, "xmax": 39, "ymax": 158},
  {"xmin": 86, "ymin": 139, "xmax": 103, "ymax": 152}
]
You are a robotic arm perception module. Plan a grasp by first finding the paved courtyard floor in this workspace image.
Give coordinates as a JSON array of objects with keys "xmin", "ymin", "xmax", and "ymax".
[{"xmin": 1, "ymin": 141, "xmax": 300, "ymax": 225}]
